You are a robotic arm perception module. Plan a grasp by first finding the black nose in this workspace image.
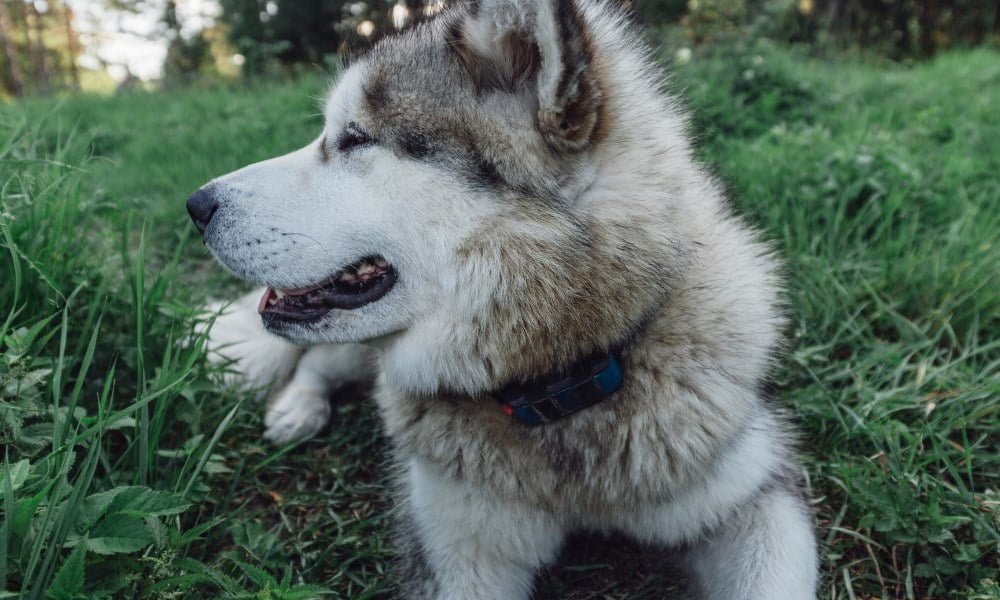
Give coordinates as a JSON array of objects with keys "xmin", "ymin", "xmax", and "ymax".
[{"xmin": 186, "ymin": 187, "xmax": 219, "ymax": 235}]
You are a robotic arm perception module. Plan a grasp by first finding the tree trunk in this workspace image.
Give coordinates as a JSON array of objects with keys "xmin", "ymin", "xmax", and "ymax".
[
  {"xmin": 61, "ymin": 1, "xmax": 80, "ymax": 91},
  {"xmin": 29, "ymin": 1, "xmax": 50, "ymax": 93},
  {"xmin": 917, "ymin": 0, "xmax": 941, "ymax": 57},
  {"xmin": 0, "ymin": 0, "xmax": 24, "ymax": 96},
  {"xmin": 17, "ymin": 0, "xmax": 35, "ymax": 93}
]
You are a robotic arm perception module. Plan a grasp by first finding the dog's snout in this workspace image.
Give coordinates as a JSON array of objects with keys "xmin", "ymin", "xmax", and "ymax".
[{"xmin": 186, "ymin": 187, "xmax": 219, "ymax": 235}]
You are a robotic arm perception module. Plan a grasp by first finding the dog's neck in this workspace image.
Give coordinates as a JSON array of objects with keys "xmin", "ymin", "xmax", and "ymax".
[
  {"xmin": 487, "ymin": 300, "xmax": 663, "ymax": 425},
  {"xmin": 494, "ymin": 350, "xmax": 623, "ymax": 426}
]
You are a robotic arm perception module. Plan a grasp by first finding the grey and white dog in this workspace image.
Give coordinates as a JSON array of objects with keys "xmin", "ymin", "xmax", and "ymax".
[{"xmin": 186, "ymin": 0, "xmax": 819, "ymax": 597}]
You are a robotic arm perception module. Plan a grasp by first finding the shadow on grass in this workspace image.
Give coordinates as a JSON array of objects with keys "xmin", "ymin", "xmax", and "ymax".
[{"xmin": 537, "ymin": 532, "xmax": 687, "ymax": 599}]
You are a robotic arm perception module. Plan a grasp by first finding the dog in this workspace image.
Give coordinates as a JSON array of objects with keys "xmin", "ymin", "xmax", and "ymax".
[{"xmin": 186, "ymin": 0, "xmax": 819, "ymax": 596}]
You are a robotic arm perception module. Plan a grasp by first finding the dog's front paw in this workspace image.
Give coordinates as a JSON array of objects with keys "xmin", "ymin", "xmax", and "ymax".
[
  {"xmin": 200, "ymin": 291, "xmax": 301, "ymax": 394},
  {"xmin": 263, "ymin": 383, "xmax": 331, "ymax": 444}
]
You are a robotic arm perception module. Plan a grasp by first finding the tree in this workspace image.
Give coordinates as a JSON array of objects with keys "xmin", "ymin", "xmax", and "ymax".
[
  {"xmin": 161, "ymin": 0, "xmax": 214, "ymax": 86},
  {"xmin": 0, "ymin": 0, "xmax": 24, "ymax": 96},
  {"xmin": 216, "ymin": 0, "xmax": 445, "ymax": 77},
  {"xmin": 61, "ymin": 2, "xmax": 80, "ymax": 91},
  {"xmin": 217, "ymin": 0, "xmax": 342, "ymax": 76},
  {"xmin": 804, "ymin": 0, "xmax": 998, "ymax": 57},
  {"xmin": 0, "ymin": 0, "xmax": 86, "ymax": 97},
  {"xmin": 28, "ymin": 0, "xmax": 51, "ymax": 93}
]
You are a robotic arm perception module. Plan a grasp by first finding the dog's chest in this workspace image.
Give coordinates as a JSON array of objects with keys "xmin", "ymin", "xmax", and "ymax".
[{"xmin": 372, "ymin": 381, "xmax": 704, "ymax": 512}]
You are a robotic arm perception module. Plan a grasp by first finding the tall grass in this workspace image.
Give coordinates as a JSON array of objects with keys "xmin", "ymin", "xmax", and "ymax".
[
  {"xmin": 679, "ymin": 43, "xmax": 999, "ymax": 597},
  {"xmin": 0, "ymin": 111, "xmax": 329, "ymax": 598}
]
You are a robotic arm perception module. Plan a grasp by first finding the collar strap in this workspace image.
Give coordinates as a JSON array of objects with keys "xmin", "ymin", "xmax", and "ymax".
[{"xmin": 497, "ymin": 352, "xmax": 623, "ymax": 426}]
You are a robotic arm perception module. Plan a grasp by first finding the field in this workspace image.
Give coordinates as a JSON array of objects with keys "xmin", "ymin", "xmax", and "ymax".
[{"xmin": 1, "ymin": 40, "xmax": 998, "ymax": 599}]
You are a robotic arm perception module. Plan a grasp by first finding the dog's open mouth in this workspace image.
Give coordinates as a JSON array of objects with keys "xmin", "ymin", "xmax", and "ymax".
[{"xmin": 258, "ymin": 256, "xmax": 397, "ymax": 322}]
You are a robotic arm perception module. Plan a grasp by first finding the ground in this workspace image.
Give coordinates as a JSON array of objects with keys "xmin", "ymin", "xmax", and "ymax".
[{"xmin": 1, "ymin": 40, "xmax": 997, "ymax": 599}]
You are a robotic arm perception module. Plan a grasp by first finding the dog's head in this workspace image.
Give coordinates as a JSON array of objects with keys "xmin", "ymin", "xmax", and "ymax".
[{"xmin": 189, "ymin": 0, "xmax": 684, "ymax": 394}]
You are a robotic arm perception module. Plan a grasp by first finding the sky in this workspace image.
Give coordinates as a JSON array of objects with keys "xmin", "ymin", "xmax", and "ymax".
[{"xmin": 67, "ymin": 0, "xmax": 221, "ymax": 80}]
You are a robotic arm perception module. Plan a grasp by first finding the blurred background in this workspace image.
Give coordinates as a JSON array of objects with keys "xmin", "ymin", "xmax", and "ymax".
[{"xmin": 0, "ymin": 0, "xmax": 997, "ymax": 96}]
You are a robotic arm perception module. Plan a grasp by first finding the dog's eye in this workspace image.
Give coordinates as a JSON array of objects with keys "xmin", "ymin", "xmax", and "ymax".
[{"xmin": 338, "ymin": 122, "xmax": 374, "ymax": 152}]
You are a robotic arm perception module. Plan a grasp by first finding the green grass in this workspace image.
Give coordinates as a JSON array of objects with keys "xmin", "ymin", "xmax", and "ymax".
[{"xmin": 1, "ymin": 42, "xmax": 998, "ymax": 599}]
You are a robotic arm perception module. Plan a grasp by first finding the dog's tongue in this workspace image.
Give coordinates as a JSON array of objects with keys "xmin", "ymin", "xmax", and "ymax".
[
  {"xmin": 258, "ymin": 288, "xmax": 276, "ymax": 314},
  {"xmin": 257, "ymin": 283, "xmax": 327, "ymax": 314}
]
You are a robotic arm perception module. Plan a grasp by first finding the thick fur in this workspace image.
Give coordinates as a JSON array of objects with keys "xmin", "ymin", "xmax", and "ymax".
[
  {"xmin": 201, "ymin": 293, "xmax": 374, "ymax": 442},
  {"xmin": 192, "ymin": 0, "xmax": 819, "ymax": 597}
]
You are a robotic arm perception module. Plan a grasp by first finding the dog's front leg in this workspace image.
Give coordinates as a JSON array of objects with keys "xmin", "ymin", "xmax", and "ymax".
[
  {"xmin": 396, "ymin": 458, "xmax": 564, "ymax": 600},
  {"xmin": 685, "ymin": 486, "xmax": 818, "ymax": 600},
  {"xmin": 263, "ymin": 343, "xmax": 375, "ymax": 443},
  {"xmin": 200, "ymin": 288, "xmax": 303, "ymax": 392}
]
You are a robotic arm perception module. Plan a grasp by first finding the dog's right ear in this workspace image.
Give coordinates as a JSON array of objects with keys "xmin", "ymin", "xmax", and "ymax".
[{"xmin": 449, "ymin": 0, "xmax": 605, "ymax": 151}]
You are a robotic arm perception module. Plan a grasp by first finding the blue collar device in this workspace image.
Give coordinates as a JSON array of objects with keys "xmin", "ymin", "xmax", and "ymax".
[{"xmin": 497, "ymin": 352, "xmax": 624, "ymax": 426}]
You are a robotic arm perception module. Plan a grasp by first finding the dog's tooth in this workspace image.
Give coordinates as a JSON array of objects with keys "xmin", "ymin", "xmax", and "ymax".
[
  {"xmin": 338, "ymin": 272, "xmax": 354, "ymax": 282},
  {"xmin": 357, "ymin": 262, "xmax": 375, "ymax": 275},
  {"xmin": 275, "ymin": 289, "xmax": 286, "ymax": 300},
  {"xmin": 374, "ymin": 258, "xmax": 389, "ymax": 268}
]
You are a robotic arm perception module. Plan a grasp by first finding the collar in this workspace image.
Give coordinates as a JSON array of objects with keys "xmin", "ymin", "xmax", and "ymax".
[{"xmin": 496, "ymin": 351, "xmax": 624, "ymax": 426}]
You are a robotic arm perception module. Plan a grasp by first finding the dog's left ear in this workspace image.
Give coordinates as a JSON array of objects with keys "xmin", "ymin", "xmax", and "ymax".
[{"xmin": 453, "ymin": 0, "xmax": 604, "ymax": 150}]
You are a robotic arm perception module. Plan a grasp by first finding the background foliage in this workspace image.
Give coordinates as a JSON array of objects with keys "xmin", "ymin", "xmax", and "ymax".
[{"xmin": 0, "ymin": 0, "xmax": 998, "ymax": 97}]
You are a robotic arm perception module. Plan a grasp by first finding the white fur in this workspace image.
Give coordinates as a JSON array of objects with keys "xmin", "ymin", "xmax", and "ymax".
[
  {"xmin": 199, "ymin": 289, "xmax": 302, "ymax": 393},
  {"xmin": 203, "ymin": 289, "xmax": 373, "ymax": 443},
  {"xmin": 614, "ymin": 413, "xmax": 787, "ymax": 545},
  {"xmin": 408, "ymin": 458, "xmax": 565, "ymax": 600},
  {"xmin": 263, "ymin": 343, "xmax": 373, "ymax": 443},
  {"xmin": 263, "ymin": 381, "xmax": 331, "ymax": 444},
  {"xmin": 686, "ymin": 490, "xmax": 818, "ymax": 600},
  {"xmin": 618, "ymin": 414, "xmax": 818, "ymax": 599}
]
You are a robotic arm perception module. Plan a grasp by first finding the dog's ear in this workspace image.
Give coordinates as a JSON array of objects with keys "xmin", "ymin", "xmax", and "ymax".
[{"xmin": 452, "ymin": 0, "xmax": 604, "ymax": 150}]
